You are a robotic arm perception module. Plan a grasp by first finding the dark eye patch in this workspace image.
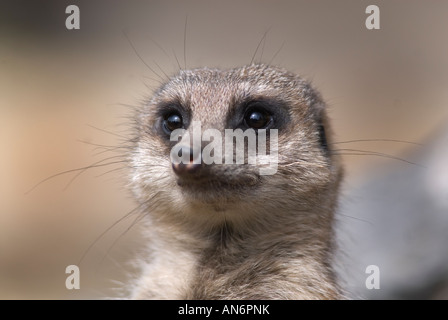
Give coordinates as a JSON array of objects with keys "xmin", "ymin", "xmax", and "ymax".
[{"xmin": 227, "ymin": 98, "xmax": 290, "ymax": 132}]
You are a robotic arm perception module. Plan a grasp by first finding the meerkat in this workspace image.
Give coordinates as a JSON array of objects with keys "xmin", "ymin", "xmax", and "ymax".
[{"xmin": 129, "ymin": 63, "xmax": 343, "ymax": 299}]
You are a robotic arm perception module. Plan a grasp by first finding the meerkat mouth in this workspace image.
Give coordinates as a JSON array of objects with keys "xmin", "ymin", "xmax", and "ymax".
[
  {"xmin": 176, "ymin": 178, "xmax": 260, "ymax": 207},
  {"xmin": 175, "ymin": 171, "xmax": 260, "ymax": 193},
  {"xmin": 171, "ymin": 163, "xmax": 261, "ymax": 205}
]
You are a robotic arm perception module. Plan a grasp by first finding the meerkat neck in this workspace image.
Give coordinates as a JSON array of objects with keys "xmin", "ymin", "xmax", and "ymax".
[
  {"xmin": 153, "ymin": 202, "xmax": 334, "ymax": 251},
  {"xmin": 136, "ymin": 205, "xmax": 338, "ymax": 299}
]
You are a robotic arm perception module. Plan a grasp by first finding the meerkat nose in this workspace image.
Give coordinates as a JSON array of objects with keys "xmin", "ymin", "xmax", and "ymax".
[{"xmin": 172, "ymin": 145, "xmax": 202, "ymax": 176}]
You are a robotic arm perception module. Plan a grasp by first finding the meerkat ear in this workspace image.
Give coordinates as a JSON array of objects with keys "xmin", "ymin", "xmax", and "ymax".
[
  {"xmin": 317, "ymin": 123, "xmax": 329, "ymax": 152},
  {"xmin": 314, "ymin": 103, "xmax": 329, "ymax": 154}
]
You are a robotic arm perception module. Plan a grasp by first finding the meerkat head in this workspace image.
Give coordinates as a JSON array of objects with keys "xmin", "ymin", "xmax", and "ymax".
[{"xmin": 131, "ymin": 64, "xmax": 342, "ymax": 232}]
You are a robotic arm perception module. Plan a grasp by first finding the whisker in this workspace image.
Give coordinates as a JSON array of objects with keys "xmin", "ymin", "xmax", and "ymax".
[
  {"xmin": 78, "ymin": 200, "xmax": 150, "ymax": 265},
  {"xmin": 86, "ymin": 124, "xmax": 129, "ymax": 140},
  {"xmin": 268, "ymin": 40, "xmax": 285, "ymax": 66},
  {"xmin": 77, "ymin": 140, "xmax": 131, "ymax": 156},
  {"xmin": 282, "ymin": 160, "xmax": 326, "ymax": 167},
  {"xmin": 259, "ymin": 30, "xmax": 267, "ymax": 63},
  {"xmin": 336, "ymin": 212, "xmax": 374, "ymax": 226},
  {"xmin": 333, "ymin": 149, "xmax": 425, "ymax": 168},
  {"xmin": 99, "ymin": 211, "xmax": 148, "ymax": 266},
  {"xmin": 142, "ymin": 75, "xmax": 164, "ymax": 85},
  {"xmin": 331, "ymin": 139, "xmax": 423, "ymax": 146},
  {"xmin": 77, "ymin": 139, "xmax": 121, "ymax": 149},
  {"xmin": 173, "ymin": 48, "xmax": 182, "ymax": 71},
  {"xmin": 142, "ymin": 79, "xmax": 155, "ymax": 91},
  {"xmin": 92, "ymin": 147, "xmax": 129, "ymax": 157},
  {"xmin": 25, "ymin": 160, "xmax": 128, "ymax": 194},
  {"xmin": 183, "ymin": 15, "xmax": 188, "ymax": 69},
  {"xmin": 153, "ymin": 59, "xmax": 169, "ymax": 79},
  {"xmin": 95, "ymin": 166, "xmax": 127, "ymax": 178},
  {"xmin": 147, "ymin": 35, "xmax": 170, "ymax": 59},
  {"xmin": 63, "ymin": 155, "xmax": 127, "ymax": 190},
  {"xmin": 106, "ymin": 102, "xmax": 140, "ymax": 112},
  {"xmin": 250, "ymin": 28, "xmax": 271, "ymax": 65},
  {"xmin": 87, "ymin": 142, "xmax": 130, "ymax": 157},
  {"xmin": 122, "ymin": 29, "xmax": 165, "ymax": 83}
]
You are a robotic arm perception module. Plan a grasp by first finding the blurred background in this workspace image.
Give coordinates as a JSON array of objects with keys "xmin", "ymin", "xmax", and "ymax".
[{"xmin": 0, "ymin": 0, "xmax": 447, "ymax": 299}]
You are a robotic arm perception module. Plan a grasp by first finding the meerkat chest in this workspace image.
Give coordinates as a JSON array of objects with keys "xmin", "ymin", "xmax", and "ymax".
[
  {"xmin": 131, "ymin": 245, "xmax": 200, "ymax": 299},
  {"xmin": 132, "ymin": 239, "xmax": 339, "ymax": 299}
]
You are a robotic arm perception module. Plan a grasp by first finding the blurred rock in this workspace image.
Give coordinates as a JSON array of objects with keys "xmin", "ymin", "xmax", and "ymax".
[{"xmin": 335, "ymin": 124, "xmax": 448, "ymax": 299}]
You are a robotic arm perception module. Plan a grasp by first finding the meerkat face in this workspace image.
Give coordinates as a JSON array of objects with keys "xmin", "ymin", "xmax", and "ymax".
[{"xmin": 131, "ymin": 64, "xmax": 340, "ymax": 227}]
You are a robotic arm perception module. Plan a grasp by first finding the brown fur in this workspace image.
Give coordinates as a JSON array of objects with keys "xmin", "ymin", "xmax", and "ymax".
[{"xmin": 129, "ymin": 63, "xmax": 343, "ymax": 299}]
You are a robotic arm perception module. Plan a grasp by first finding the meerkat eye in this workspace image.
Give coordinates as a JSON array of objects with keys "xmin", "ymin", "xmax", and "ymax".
[
  {"xmin": 244, "ymin": 108, "xmax": 272, "ymax": 129},
  {"xmin": 163, "ymin": 112, "xmax": 184, "ymax": 134}
]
